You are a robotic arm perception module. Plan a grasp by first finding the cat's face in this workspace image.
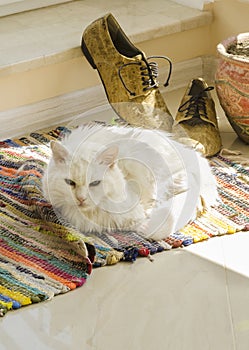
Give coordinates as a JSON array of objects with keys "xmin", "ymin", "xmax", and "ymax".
[{"xmin": 44, "ymin": 140, "xmax": 128, "ymax": 214}]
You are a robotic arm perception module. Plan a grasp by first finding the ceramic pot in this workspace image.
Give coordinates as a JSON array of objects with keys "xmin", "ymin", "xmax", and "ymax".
[{"xmin": 215, "ymin": 33, "xmax": 249, "ymax": 144}]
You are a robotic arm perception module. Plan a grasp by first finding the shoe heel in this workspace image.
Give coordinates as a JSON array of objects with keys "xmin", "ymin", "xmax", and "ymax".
[{"xmin": 81, "ymin": 38, "xmax": 97, "ymax": 69}]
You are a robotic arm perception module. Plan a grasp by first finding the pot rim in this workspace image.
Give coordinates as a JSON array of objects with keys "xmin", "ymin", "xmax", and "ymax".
[{"xmin": 217, "ymin": 32, "xmax": 249, "ymax": 64}]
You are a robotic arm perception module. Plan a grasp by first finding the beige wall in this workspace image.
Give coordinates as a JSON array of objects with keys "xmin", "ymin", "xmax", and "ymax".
[
  {"xmin": 0, "ymin": 57, "xmax": 98, "ymax": 112},
  {"xmin": 140, "ymin": 26, "xmax": 212, "ymax": 63},
  {"xmin": 211, "ymin": 0, "xmax": 249, "ymax": 54}
]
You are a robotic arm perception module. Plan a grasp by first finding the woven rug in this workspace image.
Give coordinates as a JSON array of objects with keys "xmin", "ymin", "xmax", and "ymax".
[{"xmin": 0, "ymin": 126, "xmax": 248, "ymax": 317}]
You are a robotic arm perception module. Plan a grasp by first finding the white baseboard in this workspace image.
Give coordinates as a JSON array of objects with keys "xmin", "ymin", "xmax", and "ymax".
[{"xmin": 0, "ymin": 57, "xmax": 211, "ymax": 140}]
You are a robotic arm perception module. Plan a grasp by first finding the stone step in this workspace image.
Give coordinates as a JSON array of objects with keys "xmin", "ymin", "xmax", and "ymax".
[{"xmin": 0, "ymin": 0, "xmax": 212, "ymax": 77}]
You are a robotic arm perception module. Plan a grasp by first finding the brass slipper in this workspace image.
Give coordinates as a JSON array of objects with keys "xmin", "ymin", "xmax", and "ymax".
[
  {"xmin": 81, "ymin": 13, "xmax": 174, "ymax": 131},
  {"xmin": 174, "ymin": 78, "xmax": 222, "ymax": 157}
]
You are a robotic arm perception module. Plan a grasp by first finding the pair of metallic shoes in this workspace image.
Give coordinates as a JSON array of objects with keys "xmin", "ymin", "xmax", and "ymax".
[{"xmin": 81, "ymin": 13, "xmax": 222, "ymax": 157}]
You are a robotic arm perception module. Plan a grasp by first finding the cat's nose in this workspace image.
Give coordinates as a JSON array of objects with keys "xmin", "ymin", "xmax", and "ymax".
[{"xmin": 77, "ymin": 196, "xmax": 86, "ymax": 206}]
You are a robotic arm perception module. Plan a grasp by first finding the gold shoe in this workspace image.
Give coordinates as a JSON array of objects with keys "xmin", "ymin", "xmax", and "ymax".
[
  {"xmin": 81, "ymin": 13, "xmax": 173, "ymax": 131},
  {"xmin": 174, "ymin": 78, "xmax": 222, "ymax": 157}
]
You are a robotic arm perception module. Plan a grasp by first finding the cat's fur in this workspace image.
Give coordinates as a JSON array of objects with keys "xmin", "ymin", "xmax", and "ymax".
[{"xmin": 42, "ymin": 124, "xmax": 218, "ymax": 240}]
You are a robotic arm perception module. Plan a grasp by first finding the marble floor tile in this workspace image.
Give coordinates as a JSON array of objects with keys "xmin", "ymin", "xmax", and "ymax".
[{"xmin": 0, "ymin": 251, "xmax": 236, "ymax": 350}]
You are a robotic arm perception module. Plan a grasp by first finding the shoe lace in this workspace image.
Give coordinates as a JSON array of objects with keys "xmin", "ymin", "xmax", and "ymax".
[
  {"xmin": 178, "ymin": 86, "xmax": 214, "ymax": 121},
  {"xmin": 118, "ymin": 54, "xmax": 172, "ymax": 96}
]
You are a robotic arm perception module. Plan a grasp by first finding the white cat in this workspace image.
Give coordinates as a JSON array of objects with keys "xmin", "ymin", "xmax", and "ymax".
[{"xmin": 42, "ymin": 124, "xmax": 218, "ymax": 240}]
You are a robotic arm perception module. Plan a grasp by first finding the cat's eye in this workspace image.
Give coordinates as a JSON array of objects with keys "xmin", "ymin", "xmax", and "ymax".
[
  {"xmin": 89, "ymin": 180, "xmax": 101, "ymax": 187},
  {"xmin": 64, "ymin": 178, "xmax": 76, "ymax": 187}
]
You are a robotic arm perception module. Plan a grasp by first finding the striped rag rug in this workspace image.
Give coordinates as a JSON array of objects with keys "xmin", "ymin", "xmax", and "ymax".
[{"xmin": 0, "ymin": 125, "xmax": 248, "ymax": 316}]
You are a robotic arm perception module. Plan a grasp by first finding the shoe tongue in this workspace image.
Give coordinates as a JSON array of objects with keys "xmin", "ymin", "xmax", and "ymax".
[{"xmin": 198, "ymin": 90, "xmax": 207, "ymax": 98}]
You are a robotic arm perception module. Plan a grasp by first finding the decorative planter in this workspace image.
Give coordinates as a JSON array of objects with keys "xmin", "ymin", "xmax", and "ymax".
[{"xmin": 215, "ymin": 33, "xmax": 249, "ymax": 144}]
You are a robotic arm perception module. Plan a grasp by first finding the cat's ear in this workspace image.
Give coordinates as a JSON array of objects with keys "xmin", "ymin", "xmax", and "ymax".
[
  {"xmin": 97, "ymin": 145, "xmax": 119, "ymax": 167},
  {"xmin": 50, "ymin": 140, "xmax": 70, "ymax": 164}
]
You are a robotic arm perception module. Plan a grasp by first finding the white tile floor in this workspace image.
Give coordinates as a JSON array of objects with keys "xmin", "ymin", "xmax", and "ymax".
[{"xmin": 0, "ymin": 88, "xmax": 249, "ymax": 350}]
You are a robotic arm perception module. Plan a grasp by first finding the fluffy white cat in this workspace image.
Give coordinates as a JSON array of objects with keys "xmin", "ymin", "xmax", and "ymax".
[{"xmin": 42, "ymin": 124, "xmax": 218, "ymax": 240}]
